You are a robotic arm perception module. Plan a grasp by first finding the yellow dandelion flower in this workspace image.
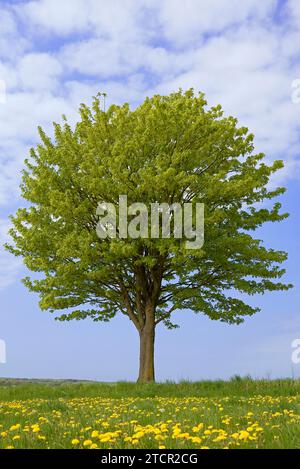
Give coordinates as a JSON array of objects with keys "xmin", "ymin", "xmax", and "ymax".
[
  {"xmin": 191, "ymin": 436, "xmax": 202, "ymax": 444},
  {"xmin": 83, "ymin": 439, "xmax": 93, "ymax": 447},
  {"xmin": 213, "ymin": 435, "xmax": 227, "ymax": 442},
  {"xmin": 238, "ymin": 431, "xmax": 250, "ymax": 441},
  {"xmin": 10, "ymin": 424, "xmax": 21, "ymax": 431}
]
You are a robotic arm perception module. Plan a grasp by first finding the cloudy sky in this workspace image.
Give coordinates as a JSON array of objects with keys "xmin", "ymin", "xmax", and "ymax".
[{"xmin": 0, "ymin": 0, "xmax": 300, "ymax": 381}]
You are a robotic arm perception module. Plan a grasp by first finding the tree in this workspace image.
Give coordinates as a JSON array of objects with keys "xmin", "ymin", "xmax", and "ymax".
[{"xmin": 6, "ymin": 90, "xmax": 291, "ymax": 382}]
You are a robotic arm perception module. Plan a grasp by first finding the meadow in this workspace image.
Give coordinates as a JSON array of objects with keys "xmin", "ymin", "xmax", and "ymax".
[{"xmin": 0, "ymin": 378, "xmax": 299, "ymax": 449}]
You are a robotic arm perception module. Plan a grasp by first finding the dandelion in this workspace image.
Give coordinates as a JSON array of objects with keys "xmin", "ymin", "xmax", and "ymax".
[
  {"xmin": 31, "ymin": 424, "xmax": 40, "ymax": 433},
  {"xmin": 213, "ymin": 435, "xmax": 226, "ymax": 442},
  {"xmin": 83, "ymin": 439, "xmax": 93, "ymax": 447},
  {"xmin": 238, "ymin": 431, "xmax": 250, "ymax": 441},
  {"xmin": 10, "ymin": 424, "xmax": 21, "ymax": 431}
]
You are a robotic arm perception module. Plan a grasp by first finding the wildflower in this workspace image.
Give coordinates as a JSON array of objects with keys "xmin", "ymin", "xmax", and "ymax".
[
  {"xmin": 133, "ymin": 431, "xmax": 144, "ymax": 439},
  {"xmin": 191, "ymin": 436, "xmax": 202, "ymax": 444},
  {"xmin": 222, "ymin": 418, "xmax": 231, "ymax": 425},
  {"xmin": 238, "ymin": 431, "xmax": 250, "ymax": 441},
  {"xmin": 83, "ymin": 439, "xmax": 93, "ymax": 447},
  {"xmin": 38, "ymin": 417, "xmax": 48, "ymax": 423},
  {"xmin": 192, "ymin": 423, "xmax": 204, "ymax": 432},
  {"xmin": 10, "ymin": 424, "xmax": 21, "ymax": 431},
  {"xmin": 31, "ymin": 424, "xmax": 40, "ymax": 433},
  {"xmin": 213, "ymin": 435, "xmax": 226, "ymax": 442},
  {"xmin": 99, "ymin": 436, "xmax": 111, "ymax": 443}
]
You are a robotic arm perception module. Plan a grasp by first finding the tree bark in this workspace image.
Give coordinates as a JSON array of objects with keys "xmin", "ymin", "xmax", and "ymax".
[{"xmin": 137, "ymin": 320, "xmax": 155, "ymax": 383}]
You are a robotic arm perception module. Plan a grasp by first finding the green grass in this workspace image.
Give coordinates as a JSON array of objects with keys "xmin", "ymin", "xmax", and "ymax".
[
  {"xmin": 1, "ymin": 377, "xmax": 300, "ymax": 400},
  {"xmin": 0, "ymin": 378, "xmax": 299, "ymax": 449}
]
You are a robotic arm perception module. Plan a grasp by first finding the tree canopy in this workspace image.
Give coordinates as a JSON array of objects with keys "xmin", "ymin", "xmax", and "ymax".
[{"xmin": 6, "ymin": 89, "xmax": 291, "ymax": 381}]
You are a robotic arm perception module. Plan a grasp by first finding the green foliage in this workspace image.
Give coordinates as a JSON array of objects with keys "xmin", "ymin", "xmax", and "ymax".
[{"xmin": 6, "ymin": 89, "xmax": 291, "ymax": 329}]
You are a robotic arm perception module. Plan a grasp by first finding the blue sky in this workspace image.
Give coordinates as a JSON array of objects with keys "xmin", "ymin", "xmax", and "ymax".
[{"xmin": 0, "ymin": 0, "xmax": 300, "ymax": 381}]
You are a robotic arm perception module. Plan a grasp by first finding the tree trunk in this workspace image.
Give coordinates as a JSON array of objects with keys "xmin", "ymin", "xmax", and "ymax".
[{"xmin": 137, "ymin": 321, "xmax": 155, "ymax": 383}]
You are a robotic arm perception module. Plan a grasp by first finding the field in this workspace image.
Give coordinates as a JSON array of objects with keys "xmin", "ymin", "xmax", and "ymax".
[{"xmin": 0, "ymin": 378, "xmax": 299, "ymax": 449}]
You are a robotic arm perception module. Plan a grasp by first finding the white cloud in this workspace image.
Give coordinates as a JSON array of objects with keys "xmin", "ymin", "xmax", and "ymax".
[
  {"xmin": 0, "ymin": 91, "xmax": 76, "ymax": 209},
  {"xmin": 66, "ymin": 74, "xmax": 149, "ymax": 108},
  {"xmin": 21, "ymin": 0, "xmax": 90, "ymax": 36},
  {"xmin": 21, "ymin": 0, "xmax": 146, "ymax": 40},
  {"xmin": 150, "ymin": 23, "xmax": 300, "ymax": 166},
  {"xmin": 0, "ymin": 140, "xmax": 28, "ymax": 206},
  {"xmin": 61, "ymin": 39, "xmax": 133, "ymax": 78},
  {"xmin": 157, "ymin": 0, "xmax": 277, "ymax": 46},
  {"xmin": 287, "ymin": 0, "xmax": 300, "ymax": 25},
  {"xmin": 0, "ymin": 219, "xmax": 21, "ymax": 290},
  {"xmin": 18, "ymin": 53, "xmax": 63, "ymax": 91},
  {"xmin": 0, "ymin": 61, "xmax": 18, "ymax": 91},
  {"xmin": 0, "ymin": 91, "xmax": 73, "ymax": 142},
  {"xmin": 60, "ymin": 38, "xmax": 192, "ymax": 79},
  {"xmin": 0, "ymin": 8, "xmax": 29, "ymax": 59},
  {"xmin": 0, "ymin": 8, "xmax": 17, "ymax": 36}
]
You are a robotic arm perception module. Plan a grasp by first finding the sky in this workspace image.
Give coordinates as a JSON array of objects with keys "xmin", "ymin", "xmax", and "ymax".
[{"xmin": 0, "ymin": 0, "xmax": 300, "ymax": 381}]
